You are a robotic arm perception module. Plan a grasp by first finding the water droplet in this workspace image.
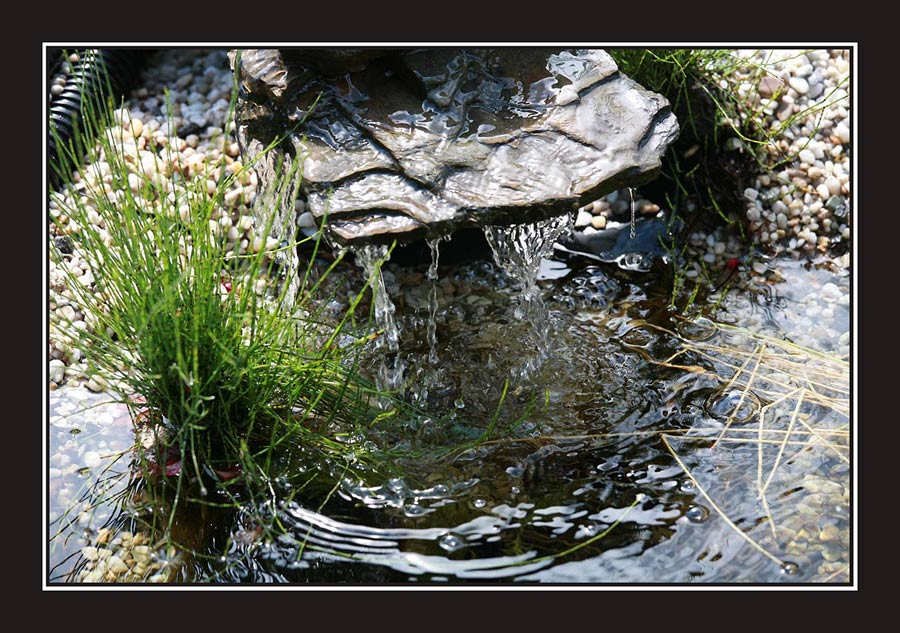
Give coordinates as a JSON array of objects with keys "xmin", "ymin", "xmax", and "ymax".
[
  {"xmin": 387, "ymin": 477, "xmax": 406, "ymax": 492},
  {"xmin": 454, "ymin": 398, "xmax": 465, "ymax": 409},
  {"xmin": 781, "ymin": 562, "xmax": 800, "ymax": 575},
  {"xmin": 680, "ymin": 480, "xmax": 696, "ymax": 493},
  {"xmin": 438, "ymin": 533, "xmax": 464, "ymax": 552},
  {"xmin": 471, "ymin": 498, "xmax": 487, "ymax": 509},
  {"xmin": 577, "ymin": 523, "xmax": 600, "ymax": 538},
  {"xmin": 404, "ymin": 503, "xmax": 426, "ymax": 517},
  {"xmin": 685, "ymin": 505, "xmax": 709, "ymax": 523}
]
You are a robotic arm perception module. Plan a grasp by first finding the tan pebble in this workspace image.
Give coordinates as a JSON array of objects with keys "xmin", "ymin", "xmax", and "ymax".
[
  {"xmin": 81, "ymin": 546, "xmax": 100, "ymax": 561},
  {"xmin": 590, "ymin": 215, "xmax": 607, "ymax": 230},
  {"xmin": 638, "ymin": 201, "xmax": 660, "ymax": 215},
  {"xmin": 82, "ymin": 569, "xmax": 105, "ymax": 583},
  {"xmin": 107, "ymin": 555, "xmax": 130, "ymax": 574},
  {"xmin": 819, "ymin": 525, "xmax": 841, "ymax": 542},
  {"xmin": 131, "ymin": 545, "xmax": 151, "ymax": 563}
]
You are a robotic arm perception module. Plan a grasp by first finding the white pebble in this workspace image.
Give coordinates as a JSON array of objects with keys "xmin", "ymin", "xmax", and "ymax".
[
  {"xmin": 789, "ymin": 76, "xmax": 809, "ymax": 94},
  {"xmin": 49, "ymin": 359, "xmax": 66, "ymax": 383},
  {"xmin": 798, "ymin": 149, "xmax": 816, "ymax": 164},
  {"xmin": 776, "ymin": 213, "xmax": 788, "ymax": 229},
  {"xmin": 83, "ymin": 451, "xmax": 102, "ymax": 468},
  {"xmin": 834, "ymin": 122, "xmax": 850, "ymax": 144},
  {"xmin": 821, "ymin": 282, "xmax": 842, "ymax": 302},
  {"xmin": 575, "ymin": 209, "xmax": 593, "ymax": 228},
  {"xmin": 297, "ymin": 212, "xmax": 317, "ymax": 229}
]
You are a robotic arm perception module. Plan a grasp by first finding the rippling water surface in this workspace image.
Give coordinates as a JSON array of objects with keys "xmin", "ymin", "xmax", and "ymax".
[{"xmin": 47, "ymin": 250, "xmax": 851, "ymax": 586}]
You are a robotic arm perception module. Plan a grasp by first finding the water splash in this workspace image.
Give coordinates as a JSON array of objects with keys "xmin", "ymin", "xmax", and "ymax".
[
  {"xmin": 353, "ymin": 244, "xmax": 406, "ymax": 392},
  {"xmin": 483, "ymin": 214, "xmax": 573, "ymax": 378}
]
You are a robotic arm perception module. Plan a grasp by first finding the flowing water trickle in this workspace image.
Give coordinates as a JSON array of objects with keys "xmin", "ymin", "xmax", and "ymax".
[
  {"xmin": 426, "ymin": 236, "xmax": 450, "ymax": 365},
  {"xmin": 629, "ymin": 186, "xmax": 636, "ymax": 240},
  {"xmin": 482, "ymin": 213, "xmax": 573, "ymax": 378},
  {"xmin": 353, "ymin": 244, "xmax": 406, "ymax": 392}
]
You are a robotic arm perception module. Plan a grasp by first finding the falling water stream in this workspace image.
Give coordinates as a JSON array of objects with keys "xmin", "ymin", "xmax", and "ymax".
[
  {"xmin": 482, "ymin": 214, "xmax": 574, "ymax": 379},
  {"xmin": 353, "ymin": 244, "xmax": 406, "ymax": 392},
  {"xmin": 426, "ymin": 236, "xmax": 450, "ymax": 366}
]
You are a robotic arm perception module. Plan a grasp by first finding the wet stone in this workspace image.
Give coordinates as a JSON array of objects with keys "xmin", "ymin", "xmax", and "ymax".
[{"xmin": 231, "ymin": 48, "xmax": 679, "ymax": 247}]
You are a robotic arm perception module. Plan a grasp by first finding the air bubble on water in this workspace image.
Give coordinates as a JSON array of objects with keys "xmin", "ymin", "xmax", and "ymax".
[
  {"xmin": 781, "ymin": 562, "xmax": 800, "ymax": 575},
  {"xmin": 680, "ymin": 480, "xmax": 696, "ymax": 493},
  {"xmin": 472, "ymin": 498, "xmax": 487, "ymax": 509},
  {"xmin": 685, "ymin": 505, "xmax": 709, "ymax": 523},
  {"xmin": 706, "ymin": 389, "xmax": 760, "ymax": 423}
]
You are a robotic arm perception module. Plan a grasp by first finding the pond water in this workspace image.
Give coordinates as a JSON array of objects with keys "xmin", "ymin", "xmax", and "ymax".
[{"xmin": 46, "ymin": 234, "xmax": 851, "ymax": 586}]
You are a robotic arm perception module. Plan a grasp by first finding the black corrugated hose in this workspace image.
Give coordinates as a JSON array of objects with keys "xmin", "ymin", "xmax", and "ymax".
[{"xmin": 47, "ymin": 48, "xmax": 150, "ymax": 190}]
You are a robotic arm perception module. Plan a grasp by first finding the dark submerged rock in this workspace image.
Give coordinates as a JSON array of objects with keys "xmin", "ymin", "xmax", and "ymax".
[{"xmin": 231, "ymin": 48, "xmax": 679, "ymax": 248}]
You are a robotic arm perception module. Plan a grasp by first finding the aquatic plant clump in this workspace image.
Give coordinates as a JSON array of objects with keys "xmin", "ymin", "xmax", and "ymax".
[{"xmin": 47, "ymin": 62, "xmax": 403, "ymax": 493}]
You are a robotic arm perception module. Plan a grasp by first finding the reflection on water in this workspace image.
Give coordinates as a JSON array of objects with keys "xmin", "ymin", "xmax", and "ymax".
[{"xmin": 46, "ymin": 251, "xmax": 851, "ymax": 585}]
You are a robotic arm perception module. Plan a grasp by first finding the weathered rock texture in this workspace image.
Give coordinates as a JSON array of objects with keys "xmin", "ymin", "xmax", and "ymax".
[{"xmin": 230, "ymin": 48, "xmax": 679, "ymax": 248}]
